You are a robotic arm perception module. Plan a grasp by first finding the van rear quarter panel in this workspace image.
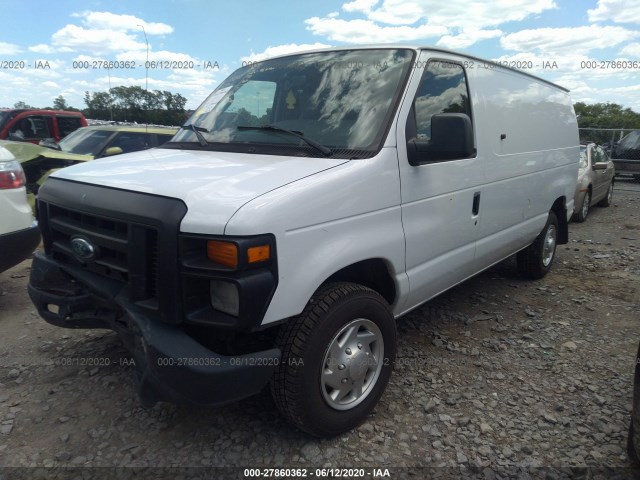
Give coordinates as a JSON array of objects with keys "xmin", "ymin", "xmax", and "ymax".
[{"xmin": 468, "ymin": 65, "xmax": 579, "ymax": 267}]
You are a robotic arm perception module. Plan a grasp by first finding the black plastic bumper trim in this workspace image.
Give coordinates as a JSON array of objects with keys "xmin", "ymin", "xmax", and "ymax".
[{"xmin": 28, "ymin": 252, "xmax": 280, "ymax": 406}]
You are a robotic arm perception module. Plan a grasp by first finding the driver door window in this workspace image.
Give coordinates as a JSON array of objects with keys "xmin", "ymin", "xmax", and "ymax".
[{"xmin": 414, "ymin": 61, "xmax": 472, "ymax": 141}]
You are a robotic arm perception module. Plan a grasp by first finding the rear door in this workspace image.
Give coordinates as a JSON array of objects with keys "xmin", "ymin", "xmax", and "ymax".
[{"xmin": 395, "ymin": 51, "xmax": 482, "ymax": 310}]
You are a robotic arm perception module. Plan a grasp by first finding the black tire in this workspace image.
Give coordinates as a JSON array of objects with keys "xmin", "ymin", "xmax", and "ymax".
[
  {"xmin": 573, "ymin": 190, "xmax": 590, "ymax": 223},
  {"xmin": 517, "ymin": 211, "xmax": 558, "ymax": 280},
  {"xmin": 598, "ymin": 181, "xmax": 613, "ymax": 207},
  {"xmin": 271, "ymin": 282, "xmax": 396, "ymax": 437}
]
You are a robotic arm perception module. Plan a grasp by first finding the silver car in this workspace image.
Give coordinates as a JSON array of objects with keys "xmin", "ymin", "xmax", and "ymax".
[{"xmin": 573, "ymin": 143, "xmax": 615, "ymax": 222}]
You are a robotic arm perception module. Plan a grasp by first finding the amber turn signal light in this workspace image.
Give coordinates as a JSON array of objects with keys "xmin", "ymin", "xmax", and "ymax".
[
  {"xmin": 207, "ymin": 241, "xmax": 238, "ymax": 268},
  {"xmin": 247, "ymin": 245, "xmax": 270, "ymax": 264}
]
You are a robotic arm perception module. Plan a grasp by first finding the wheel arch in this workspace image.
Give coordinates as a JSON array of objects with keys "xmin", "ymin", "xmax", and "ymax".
[{"xmin": 323, "ymin": 258, "xmax": 397, "ymax": 307}]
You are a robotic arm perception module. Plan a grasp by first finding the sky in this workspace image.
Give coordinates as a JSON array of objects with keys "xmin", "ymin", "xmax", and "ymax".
[{"xmin": 0, "ymin": 0, "xmax": 639, "ymax": 112}]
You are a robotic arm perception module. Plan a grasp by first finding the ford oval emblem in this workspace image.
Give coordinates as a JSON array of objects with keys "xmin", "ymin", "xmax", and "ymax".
[{"xmin": 70, "ymin": 236, "xmax": 97, "ymax": 262}]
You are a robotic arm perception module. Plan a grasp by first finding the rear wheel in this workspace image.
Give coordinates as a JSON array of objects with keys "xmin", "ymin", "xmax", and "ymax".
[
  {"xmin": 271, "ymin": 282, "xmax": 396, "ymax": 437},
  {"xmin": 598, "ymin": 182, "xmax": 613, "ymax": 207},
  {"xmin": 517, "ymin": 211, "xmax": 558, "ymax": 280},
  {"xmin": 574, "ymin": 190, "xmax": 590, "ymax": 222}
]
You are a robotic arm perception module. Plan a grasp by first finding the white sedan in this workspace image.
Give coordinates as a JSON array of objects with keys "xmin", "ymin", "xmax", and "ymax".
[{"xmin": 0, "ymin": 145, "xmax": 40, "ymax": 272}]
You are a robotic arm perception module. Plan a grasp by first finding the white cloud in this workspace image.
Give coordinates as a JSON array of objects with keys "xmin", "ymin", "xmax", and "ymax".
[
  {"xmin": 73, "ymin": 11, "xmax": 173, "ymax": 35},
  {"xmin": 555, "ymin": 74, "xmax": 640, "ymax": 111},
  {"xmin": 500, "ymin": 25, "xmax": 640, "ymax": 54},
  {"xmin": 343, "ymin": 0, "xmax": 380, "ymax": 13},
  {"xmin": 0, "ymin": 42, "xmax": 22, "ymax": 55},
  {"xmin": 47, "ymin": 11, "xmax": 174, "ymax": 54},
  {"xmin": 115, "ymin": 50, "xmax": 198, "ymax": 64},
  {"xmin": 29, "ymin": 44, "xmax": 55, "ymax": 54},
  {"xmin": 305, "ymin": 17, "xmax": 447, "ymax": 43},
  {"xmin": 338, "ymin": 0, "xmax": 557, "ymax": 28},
  {"xmin": 52, "ymin": 24, "xmax": 147, "ymax": 53},
  {"xmin": 437, "ymin": 29, "xmax": 502, "ymax": 49},
  {"xmin": 587, "ymin": 0, "xmax": 640, "ymax": 24},
  {"xmin": 307, "ymin": 0, "xmax": 557, "ymax": 47},
  {"xmin": 241, "ymin": 43, "xmax": 332, "ymax": 63},
  {"xmin": 620, "ymin": 43, "xmax": 640, "ymax": 58}
]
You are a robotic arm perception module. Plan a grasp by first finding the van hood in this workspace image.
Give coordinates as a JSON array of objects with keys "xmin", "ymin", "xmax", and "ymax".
[{"xmin": 51, "ymin": 147, "xmax": 348, "ymax": 234}]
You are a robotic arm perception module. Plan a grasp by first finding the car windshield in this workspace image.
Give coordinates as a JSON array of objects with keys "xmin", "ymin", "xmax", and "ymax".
[
  {"xmin": 618, "ymin": 131, "xmax": 640, "ymax": 150},
  {"xmin": 58, "ymin": 128, "xmax": 113, "ymax": 155},
  {"xmin": 168, "ymin": 48, "xmax": 414, "ymax": 158}
]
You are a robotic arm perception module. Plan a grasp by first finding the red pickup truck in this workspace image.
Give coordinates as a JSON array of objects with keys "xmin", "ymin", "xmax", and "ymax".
[{"xmin": 0, "ymin": 109, "xmax": 87, "ymax": 144}]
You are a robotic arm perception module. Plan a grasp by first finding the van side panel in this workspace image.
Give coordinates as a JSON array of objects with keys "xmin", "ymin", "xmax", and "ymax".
[{"xmin": 468, "ymin": 66, "xmax": 579, "ymax": 269}]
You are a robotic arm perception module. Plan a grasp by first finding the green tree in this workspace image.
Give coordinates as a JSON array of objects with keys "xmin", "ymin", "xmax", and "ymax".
[
  {"xmin": 53, "ymin": 95, "xmax": 68, "ymax": 110},
  {"xmin": 13, "ymin": 101, "xmax": 33, "ymax": 109},
  {"xmin": 83, "ymin": 85, "xmax": 187, "ymax": 125},
  {"xmin": 575, "ymin": 102, "xmax": 640, "ymax": 129},
  {"xmin": 575, "ymin": 102, "xmax": 640, "ymax": 144}
]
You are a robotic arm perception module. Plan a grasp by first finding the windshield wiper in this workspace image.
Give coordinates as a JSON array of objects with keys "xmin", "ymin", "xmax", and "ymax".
[
  {"xmin": 237, "ymin": 125, "xmax": 332, "ymax": 156},
  {"xmin": 181, "ymin": 124, "xmax": 209, "ymax": 147}
]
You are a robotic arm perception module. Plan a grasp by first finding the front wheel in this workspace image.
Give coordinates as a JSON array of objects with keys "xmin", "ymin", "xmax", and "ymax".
[
  {"xmin": 517, "ymin": 211, "xmax": 558, "ymax": 280},
  {"xmin": 271, "ymin": 282, "xmax": 396, "ymax": 437}
]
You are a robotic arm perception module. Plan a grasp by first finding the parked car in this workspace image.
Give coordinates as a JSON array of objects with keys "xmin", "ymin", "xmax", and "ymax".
[
  {"xmin": 27, "ymin": 46, "xmax": 579, "ymax": 437},
  {"xmin": 611, "ymin": 130, "xmax": 640, "ymax": 180},
  {"xmin": 572, "ymin": 143, "xmax": 615, "ymax": 222},
  {"xmin": 0, "ymin": 146, "xmax": 40, "ymax": 273},
  {"xmin": 0, "ymin": 109, "xmax": 87, "ymax": 144},
  {"xmin": 0, "ymin": 124, "xmax": 178, "ymax": 208}
]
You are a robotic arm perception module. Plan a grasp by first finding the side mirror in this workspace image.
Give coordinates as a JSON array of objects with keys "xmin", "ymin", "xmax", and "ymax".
[
  {"xmin": 408, "ymin": 113, "xmax": 474, "ymax": 166},
  {"xmin": 592, "ymin": 163, "xmax": 607, "ymax": 171},
  {"xmin": 103, "ymin": 146, "xmax": 123, "ymax": 157}
]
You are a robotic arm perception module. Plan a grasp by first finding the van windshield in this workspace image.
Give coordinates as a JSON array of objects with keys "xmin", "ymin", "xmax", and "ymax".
[{"xmin": 166, "ymin": 49, "xmax": 414, "ymax": 158}]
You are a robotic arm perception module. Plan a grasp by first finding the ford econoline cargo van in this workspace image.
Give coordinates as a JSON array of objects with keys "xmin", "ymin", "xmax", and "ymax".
[{"xmin": 28, "ymin": 46, "xmax": 579, "ymax": 437}]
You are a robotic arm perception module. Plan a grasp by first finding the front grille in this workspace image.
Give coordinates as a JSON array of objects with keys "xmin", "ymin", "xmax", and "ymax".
[
  {"xmin": 37, "ymin": 178, "xmax": 188, "ymax": 324},
  {"xmin": 44, "ymin": 203, "xmax": 159, "ymax": 307}
]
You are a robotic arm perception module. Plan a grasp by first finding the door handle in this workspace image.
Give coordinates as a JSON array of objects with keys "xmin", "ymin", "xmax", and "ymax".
[{"xmin": 472, "ymin": 191, "xmax": 481, "ymax": 216}]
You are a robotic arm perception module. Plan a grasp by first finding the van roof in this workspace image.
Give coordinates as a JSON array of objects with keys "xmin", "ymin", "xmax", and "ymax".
[{"xmin": 252, "ymin": 44, "xmax": 569, "ymax": 93}]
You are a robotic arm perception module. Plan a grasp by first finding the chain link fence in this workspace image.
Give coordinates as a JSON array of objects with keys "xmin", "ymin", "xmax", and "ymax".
[{"xmin": 579, "ymin": 128, "xmax": 640, "ymax": 180}]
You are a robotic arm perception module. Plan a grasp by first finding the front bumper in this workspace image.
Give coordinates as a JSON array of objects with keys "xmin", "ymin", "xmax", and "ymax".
[
  {"xmin": 0, "ymin": 223, "xmax": 40, "ymax": 272},
  {"xmin": 28, "ymin": 252, "xmax": 280, "ymax": 407}
]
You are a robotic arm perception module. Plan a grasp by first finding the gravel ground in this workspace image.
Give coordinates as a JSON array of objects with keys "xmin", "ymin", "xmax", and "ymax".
[{"xmin": 0, "ymin": 184, "xmax": 639, "ymax": 480}]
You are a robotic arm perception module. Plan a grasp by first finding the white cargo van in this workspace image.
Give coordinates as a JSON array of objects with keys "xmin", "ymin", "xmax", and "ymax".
[{"xmin": 28, "ymin": 46, "xmax": 579, "ymax": 437}]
